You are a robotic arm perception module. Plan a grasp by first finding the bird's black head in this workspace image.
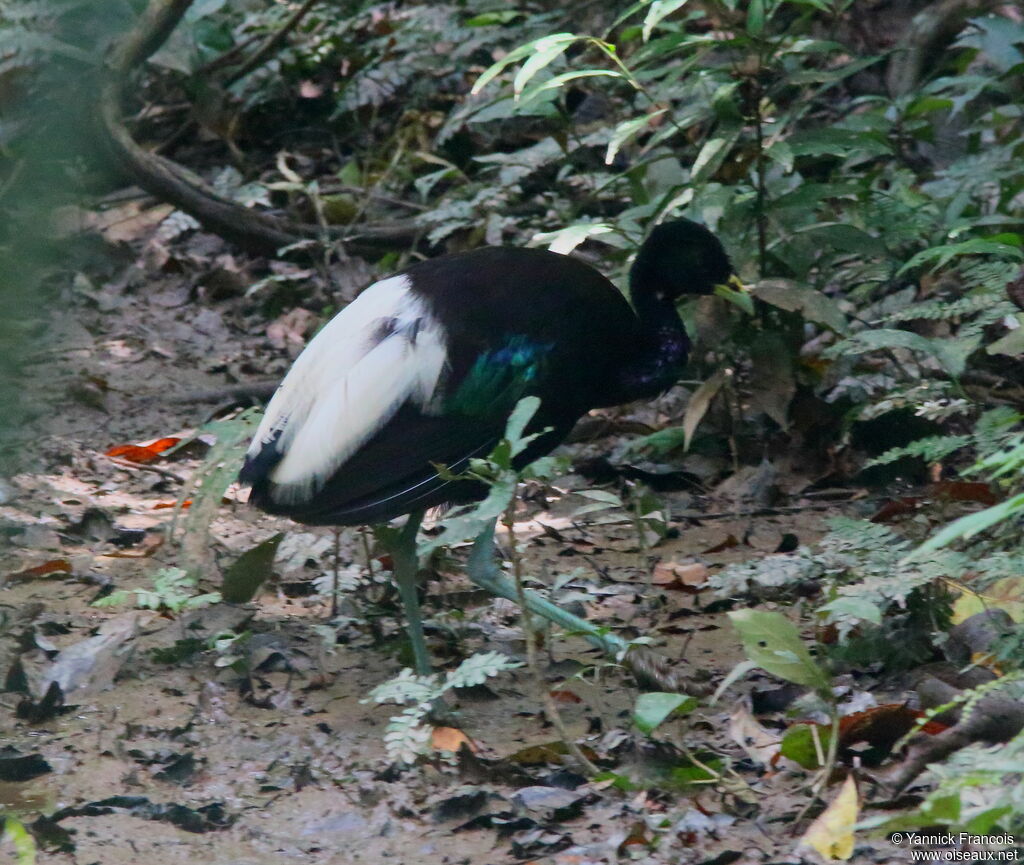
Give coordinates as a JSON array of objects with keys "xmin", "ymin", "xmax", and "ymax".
[{"xmin": 629, "ymin": 218, "xmax": 736, "ymax": 301}]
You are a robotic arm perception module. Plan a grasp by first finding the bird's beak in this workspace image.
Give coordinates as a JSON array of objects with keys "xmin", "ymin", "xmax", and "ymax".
[
  {"xmin": 713, "ymin": 274, "xmax": 753, "ymax": 314},
  {"xmin": 728, "ymin": 274, "xmax": 747, "ymax": 293}
]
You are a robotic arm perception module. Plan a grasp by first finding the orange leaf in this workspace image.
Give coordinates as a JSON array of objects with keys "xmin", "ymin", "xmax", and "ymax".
[
  {"xmin": 431, "ymin": 726, "xmax": 476, "ymax": 753},
  {"xmin": 549, "ymin": 689, "xmax": 583, "ymax": 703},
  {"xmin": 5, "ymin": 559, "xmax": 72, "ymax": 582},
  {"xmin": 153, "ymin": 500, "xmax": 191, "ymax": 510},
  {"xmin": 106, "ymin": 436, "xmax": 180, "ymax": 463}
]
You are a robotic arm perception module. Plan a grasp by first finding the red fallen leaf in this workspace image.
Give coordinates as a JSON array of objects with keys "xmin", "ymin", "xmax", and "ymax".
[
  {"xmin": 869, "ymin": 497, "xmax": 923, "ymax": 523},
  {"xmin": 781, "ymin": 705, "xmax": 948, "ymax": 769},
  {"xmin": 106, "ymin": 436, "xmax": 180, "ymax": 463},
  {"xmin": 5, "ymin": 559, "xmax": 72, "ymax": 582},
  {"xmin": 929, "ymin": 481, "xmax": 1000, "ymax": 506},
  {"xmin": 152, "ymin": 500, "xmax": 191, "ymax": 510},
  {"xmin": 838, "ymin": 704, "xmax": 927, "ymax": 752},
  {"xmin": 549, "ymin": 689, "xmax": 583, "ymax": 703},
  {"xmin": 702, "ymin": 534, "xmax": 739, "ymax": 554}
]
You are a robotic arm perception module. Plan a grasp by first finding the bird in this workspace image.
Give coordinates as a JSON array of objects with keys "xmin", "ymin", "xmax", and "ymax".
[{"xmin": 240, "ymin": 218, "xmax": 740, "ymax": 676}]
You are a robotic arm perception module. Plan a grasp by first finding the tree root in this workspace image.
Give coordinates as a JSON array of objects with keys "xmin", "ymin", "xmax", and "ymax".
[{"xmin": 96, "ymin": 0, "xmax": 420, "ymax": 258}]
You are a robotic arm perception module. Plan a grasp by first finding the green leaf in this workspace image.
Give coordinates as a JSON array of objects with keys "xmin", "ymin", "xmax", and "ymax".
[
  {"xmin": 903, "ymin": 492, "xmax": 1024, "ymax": 560},
  {"xmin": 471, "ymin": 33, "xmax": 578, "ymax": 95},
  {"xmin": 513, "ymin": 35, "xmax": 579, "ymax": 96},
  {"xmin": 643, "ymin": 0, "xmax": 690, "ymax": 41},
  {"xmin": 520, "ymin": 69, "xmax": 624, "ymax": 106},
  {"xmin": 765, "ymin": 139, "xmax": 794, "ymax": 173},
  {"xmin": 221, "ymin": 533, "xmax": 284, "ymax": 604},
  {"xmin": 728, "ymin": 609, "xmax": 830, "ymax": 690},
  {"xmin": 531, "ymin": 222, "xmax": 614, "ymax": 254},
  {"xmin": 506, "ymin": 395, "xmax": 542, "ymax": 456},
  {"xmin": 986, "ymin": 320, "xmax": 1024, "ymax": 357},
  {"xmin": 710, "ymin": 659, "xmax": 759, "ymax": 704},
  {"xmin": 465, "ymin": 11, "xmax": 523, "ymax": 26},
  {"xmin": 753, "ymin": 279, "xmax": 848, "ymax": 333},
  {"xmin": 634, "ymin": 692, "xmax": 698, "ymax": 734},
  {"xmin": 606, "ymin": 110, "xmax": 666, "ymax": 165},
  {"xmin": 898, "ymin": 238, "xmax": 1024, "ymax": 275},
  {"xmin": 747, "ymin": 0, "xmax": 765, "ymax": 36},
  {"xmin": 819, "ymin": 595, "xmax": 883, "ymax": 626},
  {"xmin": 714, "ymin": 282, "xmax": 755, "ymax": 315},
  {"xmin": 780, "ymin": 723, "xmax": 832, "ymax": 769},
  {"xmin": 691, "ymin": 126, "xmax": 741, "ymax": 184},
  {"xmin": 828, "ymin": 328, "xmax": 970, "ymax": 378},
  {"xmin": 794, "ymin": 222, "xmax": 888, "ymax": 256},
  {"xmin": 1, "ymin": 817, "xmax": 36, "ymax": 865}
]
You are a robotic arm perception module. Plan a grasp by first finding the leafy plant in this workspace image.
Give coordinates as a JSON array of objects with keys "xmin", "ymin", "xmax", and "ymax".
[
  {"xmin": 364, "ymin": 651, "xmax": 521, "ymax": 764},
  {"xmin": 94, "ymin": 567, "xmax": 221, "ymax": 614},
  {"xmin": 0, "ymin": 817, "xmax": 36, "ymax": 865}
]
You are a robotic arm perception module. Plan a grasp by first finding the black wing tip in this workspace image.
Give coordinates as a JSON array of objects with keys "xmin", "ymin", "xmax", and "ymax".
[{"xmin": 238, "ymin": 429, "xmax": 283, "ymax": 487}]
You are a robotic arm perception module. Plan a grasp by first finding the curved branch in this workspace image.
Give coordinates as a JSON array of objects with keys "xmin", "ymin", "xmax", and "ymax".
[
  {"xmin": 886, "ymin": 0, "xmax": 1003, "ymax": 96},
  {"xmin": 97, "ymin": 0, "xmax": 420, "ymax": 257}
]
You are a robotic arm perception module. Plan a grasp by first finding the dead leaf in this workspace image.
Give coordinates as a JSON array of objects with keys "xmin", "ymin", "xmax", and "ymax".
[
  {"xmin": 728, "ymin": 701, "xmax": 780, "ymax": 766},
  {"xmin": 153, "ymin": 500, "xmax": 191, "ymax": 510},
  {"xmin": 683, "ymin": 368, "xmax": 728, "ymax": 449},
  {"xmin": 652, "ymin": 560, "xmax": 709, "ymax": 590},
  {"xmin": 432, "ymin": 726, "xmax": 476, "ymax": 753},
  {"xmin": 702, "ymin": 534, "xmax": 739, "ymax": 554},
  {"xmin": 267, "ymin": 308, "xmax": 317, "ymax": 350},
  {"xmin": 4, "ymin": 559, "xmax": 72, "ymax": 583},
  {"xmin": 869, "ymin": 497, "xmax": 923, "ymax": 523},
  {"xmin": 838, "ymin": 704, "xmax": 934, "ymax": 756},
  {"xmin": 105, "ymin": 436, "xmax": 181, "ymax": 463},
  {"xmin": 952, "ymin": 577, "xmax": 1024, "ymax": 624},
  {"xmin": 21, "ymin": 612, "xmax": 152, "ymax": 701},
  {"xmin": 748, "ymin": 332, "xmax": 795, "ymax": 431},
  {"xmin": 929, "ymin": 480, "xmax": 999, "ymax": 506},
  {"xmin": 508, "ymin": 741, "xmax": 599, "ymax": 766},
  {"xmin": 797, "ymin": 774, "xmax": 859, "ymax": 860}
]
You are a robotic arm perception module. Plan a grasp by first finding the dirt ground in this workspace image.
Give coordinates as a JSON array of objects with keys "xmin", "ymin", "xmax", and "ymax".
[{"xmin": 1, "ymin": 209, "xmax": 908, "ymax": 864}]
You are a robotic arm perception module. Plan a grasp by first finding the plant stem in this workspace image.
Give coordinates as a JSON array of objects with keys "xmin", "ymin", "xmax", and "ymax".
[
  {"xmin": 503, "ymin": 505, "xmax": 599, "ymax": 776},
  {"xmin": 752, "ymin": 62, "xmax": 768, "ymax": 277}
]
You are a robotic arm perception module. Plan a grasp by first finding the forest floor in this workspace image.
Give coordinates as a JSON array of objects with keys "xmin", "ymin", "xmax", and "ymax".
[{"xmin": 2, "ymin": 199, "xmax": 912, "ymax": 864}]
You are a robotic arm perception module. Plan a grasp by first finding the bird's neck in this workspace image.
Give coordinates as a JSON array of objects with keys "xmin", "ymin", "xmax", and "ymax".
[{"xmin": 614, "ymin": 291, "xmax": 690, "ymax": 401}]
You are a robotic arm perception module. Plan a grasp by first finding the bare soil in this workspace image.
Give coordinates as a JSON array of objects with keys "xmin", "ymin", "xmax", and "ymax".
[{"xmin": 1, "ymin": 209, "xmax": 904, "ymax": 864}]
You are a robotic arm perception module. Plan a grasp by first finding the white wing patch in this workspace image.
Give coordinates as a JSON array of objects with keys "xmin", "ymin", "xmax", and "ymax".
[{"xmin": 247, "ymin": 274, "xmax": 447, "ymax": 505}]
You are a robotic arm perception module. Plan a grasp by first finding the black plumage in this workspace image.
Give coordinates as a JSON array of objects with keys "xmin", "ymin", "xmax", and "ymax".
[{"xmin": 241, "ymin": 219, "xmax": 734, "ymax": 527}]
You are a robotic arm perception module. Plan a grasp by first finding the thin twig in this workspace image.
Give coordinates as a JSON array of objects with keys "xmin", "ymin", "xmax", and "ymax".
[
  {"xmin": 106, "ymin": 455, "xmax": 187, "ymax": 483},
  {"xmin": 504, "ymin": 504, "xmax": 599, "ymax": 776}
]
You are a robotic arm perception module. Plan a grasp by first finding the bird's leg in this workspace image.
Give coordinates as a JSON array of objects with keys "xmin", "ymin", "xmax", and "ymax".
[
  {"xmin": 467, "ymin": 522, "xmax": 706, "ymax": 696},
  {"xmin": 389, "ymin": 508, "xmax": 432, "ymax": 676},
  {"xmin": 466, "ymin": 521, "xmax": 630, "ymax": 660}
]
